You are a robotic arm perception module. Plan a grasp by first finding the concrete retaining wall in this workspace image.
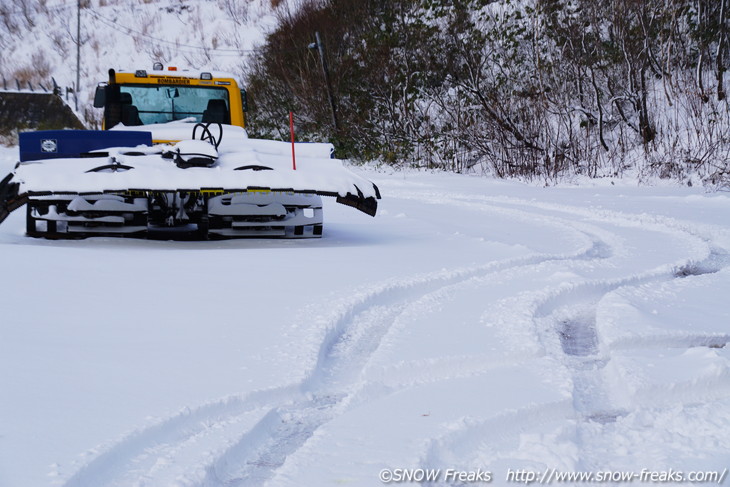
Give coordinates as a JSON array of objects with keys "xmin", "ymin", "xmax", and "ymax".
[{"xmin": 0, "ymin": 92, "xmax": 85, "ymax": 138}]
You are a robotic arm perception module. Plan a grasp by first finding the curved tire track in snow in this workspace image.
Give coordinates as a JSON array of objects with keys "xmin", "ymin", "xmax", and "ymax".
[
  {"xmin": 60, "ymin": 386, "xmax": 300, "ymax": 487},
  {"xmin": 197, "ymin": 194, "xmax": 627, "ymax": 486},
  {"xmin": 61, "ymin": 185, "xmax": 730, "ymax": 487},
  {"xmin": 60, "ymin": 195, "xmax": 610, "ymax": 487},
  {"xmin": 390, "ymin": 188, "xmax": 730, "ymax": 482},
  {"xmin": 197, "ymin": 239, "xmax": 609, "ymax": 485}
]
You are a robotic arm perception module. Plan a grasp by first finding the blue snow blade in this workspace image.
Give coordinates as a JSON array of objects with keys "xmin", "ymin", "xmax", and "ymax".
[{"xmin": 19, "ymin": 130, "xmax": 152, "ymax": 162}]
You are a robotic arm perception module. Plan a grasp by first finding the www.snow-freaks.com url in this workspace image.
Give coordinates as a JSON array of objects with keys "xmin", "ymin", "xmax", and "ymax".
[{"xmin": 505, "ymin": 467, "xmax": 728, "ymax": 484}]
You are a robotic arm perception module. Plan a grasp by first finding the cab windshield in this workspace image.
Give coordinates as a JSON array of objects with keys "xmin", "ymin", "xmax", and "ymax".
[{"xmin": 119, "ymin": 84, "xmax": 230, "ymax": 125}]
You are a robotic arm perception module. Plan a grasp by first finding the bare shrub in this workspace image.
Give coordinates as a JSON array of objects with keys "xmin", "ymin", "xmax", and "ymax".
[
  {"xmin": 218, "ymin": 0, "xmax": 249, "ymax": 25},
  {"xmin": 82, "ymin": 106, "xmax": 102, "ymax": 129},
  {"xmin": 12, "ymin": 52, "xmax": 53, "ymax": 87},
  {"xmin": 149, "ymin": 45, "xmax": 170, "ymax": 64},
  {"xmin": 18, "ymin": 0, "xmax": 35, "ymax": 29},
  {"xmin": 0, "ymin": 130, "xmax": 19, "ymax": 147},
  {"xmin": 0, "ymin": 4, "xmax": 20, "ymax": 35},
  {"xmin": 47, "ymin": 30, "xmax": 69, "ymax": 57}
]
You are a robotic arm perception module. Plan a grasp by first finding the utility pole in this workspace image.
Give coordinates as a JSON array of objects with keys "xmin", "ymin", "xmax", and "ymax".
[
  {"xmin": 718, "ymin": 0, "xmax": 727, "ymax": 101},
  {"xmin": 76, "ymin": 0, "xmax": 81, "ymax": 111},
  {"xmin": 313, "ymin": 31, "xmax": 339, "ymax": 133}
]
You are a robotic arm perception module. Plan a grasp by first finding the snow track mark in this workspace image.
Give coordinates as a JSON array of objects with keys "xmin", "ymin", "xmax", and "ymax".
[
  {"xmin": 558, "ymin": 310, "xmax": 599, "ymax": 358},
  {"xmin": 59, "ymin": 184, "xmax": 730, "ymax": 487},
  {"xmin": 198, "ymin": 246, "xmax": 609, "ymax": 486},
  {"xmin": 61, "ymin": 386, "xmax": 299, "ymax": 487},
  {"xmin": 190, "ymin": 194, "xmax": 618, "ymax": 485},
  {"xmin": 389, "ymin": 186, "xmax": 730, "ymax": 481},
  {"xmin": 201, "ymin": 394, "xmax": 342, "ymax": 487},
  {"xmin": 60, "ymin": 239, "xmax": 604, "ymax": 487}
]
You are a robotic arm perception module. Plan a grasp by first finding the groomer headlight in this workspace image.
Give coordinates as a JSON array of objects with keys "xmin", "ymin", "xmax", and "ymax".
[
  {"xmin": 135, "ymin": 70, "xmax": 148, "ymax": 78},
  {"xmin": 201, "ymin": 72, "xmax": 213, "ymax": 80}
]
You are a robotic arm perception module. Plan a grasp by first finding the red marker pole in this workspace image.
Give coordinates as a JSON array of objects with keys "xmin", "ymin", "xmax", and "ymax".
[{"xmin": 289, "ymin": 111, "xmax": 297, "ymax": 171}]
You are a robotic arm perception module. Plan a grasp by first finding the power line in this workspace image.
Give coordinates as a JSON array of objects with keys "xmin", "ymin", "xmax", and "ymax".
[
  {"xmin": 85, "ymin": 8, "xmax": 263, "ymax": 55},
  {"xmin": 2, "ymin": 2, "xmax": 305, "ymax": 57},
  {"xmin": 0, "ymin": 2, "xmax": 259, "ymax": 55}
]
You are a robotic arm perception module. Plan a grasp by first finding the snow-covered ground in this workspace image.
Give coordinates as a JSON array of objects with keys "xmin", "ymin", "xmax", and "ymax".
[{"xmin": 1, "ymin": 144, "xmax": 729, "ymax": 487}]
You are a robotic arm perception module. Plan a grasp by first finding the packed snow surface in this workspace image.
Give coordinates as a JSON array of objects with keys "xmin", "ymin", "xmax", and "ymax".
[{"xmin": 1, "ymin": 145, "xmax": 729, "ymax": 487}]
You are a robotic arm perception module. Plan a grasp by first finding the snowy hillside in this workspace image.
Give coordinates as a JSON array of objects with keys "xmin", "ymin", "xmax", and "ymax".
[
  {"xmin": 2, "ymin": 0, "xmax": 728, "ymax": 187},
  {"xmin": 0, "ymin": 0, "xmax": 286, "ymax": 124},
  {"xmin": 1, "ymin": 144, "xmax": 729, "ymax": 486}
]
